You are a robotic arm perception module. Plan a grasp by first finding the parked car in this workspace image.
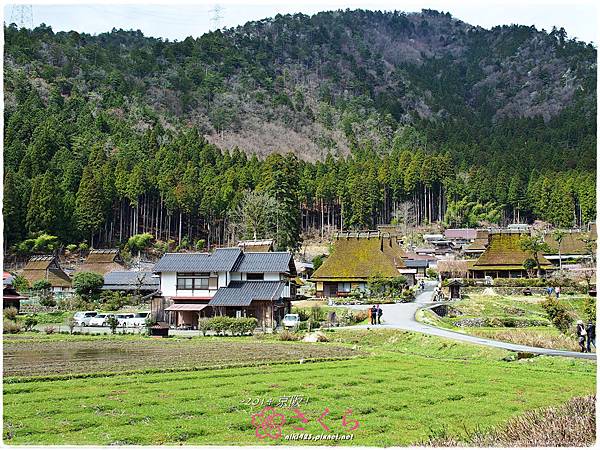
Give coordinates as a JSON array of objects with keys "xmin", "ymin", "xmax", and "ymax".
[
  {"xmin": 88, "ymin": 313, "xmax": 116, "ymax": 327},
  {"xmin": 73, "ymin": 311, "xmax": 98, "ymax": 327},
  {"xmin": 282, "ymin": 313, "xmax": 300, "ymax": 328},
  {"xmin": 123, "ymin": 312, "xmax": 150, "ymax": 328},
  {"xmin": 115, "ymin": 313, "xmax": 135, "ymax": 326}
]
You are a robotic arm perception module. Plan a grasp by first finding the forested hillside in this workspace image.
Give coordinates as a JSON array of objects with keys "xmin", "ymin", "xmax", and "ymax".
[{"xmin": 3, "ymin": 9, "xmax": 597, "ymax": 252}]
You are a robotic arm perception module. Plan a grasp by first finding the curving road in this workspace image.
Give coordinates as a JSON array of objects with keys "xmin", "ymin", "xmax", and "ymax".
[{"xmin": 340, "ymin": 281, "xmax": 596, "ymax": 360}]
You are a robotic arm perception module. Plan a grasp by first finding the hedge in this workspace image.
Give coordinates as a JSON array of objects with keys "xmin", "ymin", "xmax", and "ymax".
[{"xmin": 198, "ymin": 317, "xmax": 258, "ymax": 336}]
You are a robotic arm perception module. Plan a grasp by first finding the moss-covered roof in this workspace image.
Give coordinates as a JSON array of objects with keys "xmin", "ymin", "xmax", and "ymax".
[
  {"xmin": 543, "ymin": 232, "xmax": 593, "ymax": 255},
  {"xmin": 472, "ymin": 233, "xmax": 552, "ymax": 269},
  {"xmin": 311, "ymin": 237, "xmax": 405, "ymax": 280}
]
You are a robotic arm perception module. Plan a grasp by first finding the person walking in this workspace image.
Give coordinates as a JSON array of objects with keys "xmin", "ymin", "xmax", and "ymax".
[
  {"xmin": 576, "ymin": 320, "xmax": 587, "ymax": 352},
  {"xmin": 368, "ymin": 306, "xmax": 373, "ymax": 325},
  {"xmin": 376, "ymin": 304, "xmax": 383, "ymax": 325},
  {"xmin": 370, "ymin": 305, "xmax": 377, "ymax": 325},
  {"xmin": 586, "ymin": 321, "xmax": 596, "ymax": 353},
  {"xmin": 555, "ymin": 286, "xmax": 561, "ymax": 299}
]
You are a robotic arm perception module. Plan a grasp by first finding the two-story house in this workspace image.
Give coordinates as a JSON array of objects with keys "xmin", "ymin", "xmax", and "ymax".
[{"xmin": 151, "ymin": 247, "xmax": 296, "ymax": 331}]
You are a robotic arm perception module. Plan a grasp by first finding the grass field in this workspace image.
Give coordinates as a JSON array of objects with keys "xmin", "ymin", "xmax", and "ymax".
[
  {"xmin": 3, "ymin": 329, "xmax": 595, "ymax": 445},
  {"xmin": 420, "ymin": 294, "xmax": 593, "ymax": 351}
]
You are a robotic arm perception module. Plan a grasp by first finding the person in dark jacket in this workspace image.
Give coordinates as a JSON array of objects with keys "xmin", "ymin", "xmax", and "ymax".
[
  {"xmin": 376, "ymin": 304, "xmax": 383, "ymax": 325},
  {"xmin": 586, "ymin": 322, "xmax": 596, "ymax": 352},
  {"xmin": 576, "ymin": 320, "xmax": 587, "ymax": 352},
  {"xmin": 370, "ymin": 305, "xmax": 377, "ymax": 325}
]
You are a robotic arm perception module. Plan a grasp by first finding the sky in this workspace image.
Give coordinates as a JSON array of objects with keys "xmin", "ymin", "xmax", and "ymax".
[{"xmin": 3, "ymin": 0, "xmax": 598, "ymax": 44}]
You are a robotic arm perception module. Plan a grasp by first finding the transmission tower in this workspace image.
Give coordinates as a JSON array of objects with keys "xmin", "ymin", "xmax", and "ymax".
[
  {"xmin": 9, "ymin": 4, "xmax": 33, "ymax": 29},
  {"xmin": 209, "ymin": 4, "xmax": 224, "ymax": 30}
]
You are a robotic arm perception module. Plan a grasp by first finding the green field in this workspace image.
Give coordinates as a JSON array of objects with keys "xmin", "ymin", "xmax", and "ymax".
[
  {"xmin": 419, "ymin": 294, "xmax": 594, "ymax": 351},
  {"xmin": 3, "ymin": 330, "xmax": 595, "ymax": 445}
]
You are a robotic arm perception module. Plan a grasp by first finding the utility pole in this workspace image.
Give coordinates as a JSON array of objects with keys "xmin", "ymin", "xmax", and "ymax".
[
  {"xmin": 9, "ymin": 4, "xmax": 33, "ymax": 29},
  {"xmin": 209, "ymin": 4, "xmax": 224, "ymax": 31}
]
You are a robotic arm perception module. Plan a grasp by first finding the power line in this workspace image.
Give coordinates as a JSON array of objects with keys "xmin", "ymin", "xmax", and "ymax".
[
  {"xmin": 209, "ymin": 4, "xmax": 224, "ymax": 30},
  {"xmin": 9, "ymin": 4, "xmax": 33, "ymax": 29}
]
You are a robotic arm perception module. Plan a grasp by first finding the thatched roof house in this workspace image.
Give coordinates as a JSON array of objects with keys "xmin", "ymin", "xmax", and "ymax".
[
  {"xmin": 76, "ymin": 249, "xmax": 126, "ymax": 276},
  {"xmin": 311, "ymin": 236, "xmax": 408, "ymax": 297},
  {"xmin": 464, "ymin": 231, "xmax": 490, "ymax": 258},
  {"xmin": 237, "ymin": 239, "xmax": 274, "ymax": 252},
  {"xmin": 470, "ymin": 233, "xmax": 553, "ymax": 278},
  {"xmin": 543, "ymin": 232, "xmax": 593, "ymax": 262},
  {"xmin": 22, "ymin": 255, "xmax": 71, "ymax": 291}
]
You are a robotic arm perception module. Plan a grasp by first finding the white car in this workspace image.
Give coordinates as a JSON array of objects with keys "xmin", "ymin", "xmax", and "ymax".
[
  {"xmin": 115, "ymin": 313, "xmax": 135, "ymax": 326},
  {"xmin": 88, "ymin": 313, "xmax": 116, "ymax": 327},
  {"xmin": 73, "ymin": 311, "xmax": 98, "ymax": 327},
  {"xmin": 282, "ymin": 314, "xmax": 300, "ymax": 328},
  {"xmin": 124, "ymin": 312, "xmax": 150, "ymax": 328}
]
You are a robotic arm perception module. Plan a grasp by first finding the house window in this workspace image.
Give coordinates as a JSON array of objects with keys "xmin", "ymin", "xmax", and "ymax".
[
  {"xmin": 246, "ymin": 273, "xmax": 264, "ymax": 281},
  {"xmin": 177, "ymin": 273, "xmax": 210, "ymax": 290},
  {"xmin": 338, "ymin": 282, "xmax": 351, "ymax": 293}
]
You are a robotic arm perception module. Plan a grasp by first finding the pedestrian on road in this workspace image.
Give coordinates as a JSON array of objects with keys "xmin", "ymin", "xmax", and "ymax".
[
  {"xmin": 555, "ymin": 286, "xmax": 561, "ymax": 299},
  {"xmin": 547, "ymin": 286, "xmax": 553, "ymax": 296},
  {"xmin": 377, "ymin": 304, "xmax": 383, "ymax": 325},
  {"xmin": 586, "ymin": 321, "xmax": 596, "ymax": 352},
  {"xmin": 370, "ymin": 305, "xmax": 377, "ymax": 325},
  {"xmin": 576, "ymin": 320, "xmax": 587, "ymax": 352}
]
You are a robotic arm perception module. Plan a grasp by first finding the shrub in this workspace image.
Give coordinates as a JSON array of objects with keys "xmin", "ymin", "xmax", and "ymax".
[
  {"xmin": 426, "ymin": 268, "xmax": 438, "ymax": 279},
  {"xmin": 101, "ymin": 291, "xmax": 130, "ymax": 310},
  {"xmin": 38, "ymin": 291, "xmax": 57, "ymax": 307},
  {"xmin": 127, "ymin": 233, "xmax": 154, "ymax": 255},
  {"xmin": 4, "ymin": 320, "xmax": 21, "ymax": 334},
  {"xmin": 541, "ymin": 296, "xmax": 574, "ymax": 334},
  {"xmin": 11, "ymin": 274, "xmax": 29, "ymax": 292},
  {"xmin": 312, "ymin": 255, "xmax": 325, "ymax": 271},
  {"xmin": 23, "ymin": 315, "xmax": 38, "ymax": 331},
  {"xmin": 78, "ymin": 242, "xmax": 89, "ymax": 251},
  {"xmin": 279, "ymin": 329, "xmax": 300, "ymax": 341},
  {"xmin": 43, "ymin": 325, "xmax": 56, "ymax": 334},
  {"xmin": 72, "ymin": 272, "xmax": 104, "ymax": 300},
  {"xmin": 66, "ymin": 244, "xmax": 78, "ymax": 253},
  {"xmin": 316, "ymin": 333, "xmax": 330, "ymax": 342},
  {"xmin": 32, "ymin": 279, "xmax": 52, "ymax": 291},
  {"xmin": 198, "ymin": 318, "xmax": 211, "ymax": 336},
  {"xmin": 4, "ymin": 306, "xmax": 18, "ymax": 321},
  {"xmin": 106, "ymin": 316, "xmax": 119, "ymax": 334},
  {"xmin": 195, "ymin": 239, "xmax": 206, "ymax": 250},
  {"xmin": 583, "ymin": 297, "xmax": 596, "ymax": 323},
  {"xmin": 66, "ymin": 315, "xmax": 77, "ymax": 334}
]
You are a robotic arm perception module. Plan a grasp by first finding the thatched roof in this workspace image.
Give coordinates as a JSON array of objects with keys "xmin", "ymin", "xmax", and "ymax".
[
  {"xmin": 22, "ymin": 255, "xmax": 71, "ymax": 288},
  {"xmin": 76, "ymin": 249, "xmax": 126, "ymax": 275},
  {"xmin": 472, "ymin": 233, "xmax": 552, "ymax": 270},
  {"xmin": 237, "ymin": 239, "xmax": 274, "ymax": 252},
  {"xmin": 543, "ymin": 232, "xmax": 592, "ymax": 255},
  {"xmin": 311, "ymin": 237, "xmax": 405, "ymax": 281},
  {"xmin": 437, "ymin": 260, "xmax": 472, "ymax": 276}
]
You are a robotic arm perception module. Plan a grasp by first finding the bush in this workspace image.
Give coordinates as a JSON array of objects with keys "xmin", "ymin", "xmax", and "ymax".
[
  {"xmin": 11, "ymin": 274, "xmax": 29, "ymax": 292},
  {"xmin": 31, "ymin": 279, "xmax": 52, "ymax": 291},
  {"xmin": 65, "ymin": 315, "xmax": 77, "ymax": 334},
  {"xmin": 38, "ymin": 291, "xmax": 57, "ymax": 307},
  {"xmin": 541, "ymin": 296, "xmax": 574, "ymax": 334},
  {"xmin": 106, "ymin": 316, "xmax": 119, "ymax": 334},
  {"xmin": 4, "ymin": 306, "xmax": 18, "ymax": 321},
  {"xmin": 4, "ymin": 320, "xmax": 21, "ymax": 334},
  {"xmin": 312, "ymin": 254, "xmax": 325, "ymax": 271},
  {"xmin": 101, "ymin": 291, "xmax": 130, "ymax": 310},
  {"xmin": 66, "ymin": 244, "xmax": 78, "ymax": 253},
  {"xmin": 278, "ymin": 329, "xmax": 300, "ymax": 341},
  {"xmin": 43, "ymin": 325, "xmax": 56, "ymax": 334},
  {"xmin": 426, "ymin": 268, "xmax": 438, "ymax": 279},
  {"xmin": 72, "ymin": 272, "xmax": 104, "ymax": 300},
  {"xmin": 23, "ymin": 315, "xmax": 38, "ymax": 331},
  {"xmin": 204, "ymin": 316, "xmax": 258, "ymax": 336},
  {"xmin": 198, "ymin": 318, "xmax": 211, "ymax": 336}
]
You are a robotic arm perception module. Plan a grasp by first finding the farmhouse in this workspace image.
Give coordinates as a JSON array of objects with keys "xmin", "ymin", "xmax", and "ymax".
[
  {"xmin": 102, "ymin": 271, "xmax": 159, "ymax": 295},
  {"xmin": 152, "ymin": 248, "xmax": 296, "ymax": 331},
  {"xmin": 3, "ymin": 272, "xmax": 27, "ymax": 311},
  {"xmin": 76, "ymin": 249, "xmax": 126, "ymax": 276},
  {"xmin": 310, "ymin": 235, "xmax": 409, "ymax": 297},
  {"xmin": 469, "ymin": 232, "xmax": 553, "ymax": 278},
  {"xmin": 21, "ymin": 255, "xmax": 71, "ymax": 292},
  {"xmin": 543, "ymin": 231, "xmax": 593, "ymax": 265}
]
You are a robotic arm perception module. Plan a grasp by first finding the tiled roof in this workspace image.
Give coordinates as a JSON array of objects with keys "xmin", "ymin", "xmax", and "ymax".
[
  {"xmin": 444, "ymin": 229, "xmax": 478, "ymax": 240},
  {"xmin": 102, "ymin": 271, "xmax": 159, "ymax": 291},
  {"xmin": 233, "ymin": 252, "xmax": 294, "ymax": 273},
  {"xmin": 153, "ymin": 248, "xmax": 243, "ymax": 273},
  {"xmin": 404, "ymin": 259, "xmax": 429, "ymax": 268},
  {"xmin": 208, "ymin": 281, "xmax": 286, "ymax": 307}
]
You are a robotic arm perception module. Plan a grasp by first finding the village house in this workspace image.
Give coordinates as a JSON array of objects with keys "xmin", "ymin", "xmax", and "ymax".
[
  {"xmin": 76, "ymin": 249, "xmax": 126, "ymax": 276},
  {"xmin": 101, "ymin": 271, "xmax": 159, "ymax": 296},
  {"xmin": 21, "ymin": 255, "xmax": 72, "ymax": 292},
  {"xmin": 310, "ymin": 234, "xmax": 410, "ymax": 298},
  {"xmin": 469, "ymin": 232, "xmax": 553, "ymax": 279},
  {"xmin": 151, "ymin": 247, "xmax": 296, "ymax": 331},
  {"xmin": 543, "ymin": 231, "xmax": 594, "ymax": 265},
  {"xmin": 444, "ymin": 228, "xmax": 478, "ymax": 245},
  {"xmin": 3, "ymin": 272, "xmax": 28, "ymax": 311},
  {"xmin": 463, "ymin": 230, "xmax": 490, "ymax": 258}
]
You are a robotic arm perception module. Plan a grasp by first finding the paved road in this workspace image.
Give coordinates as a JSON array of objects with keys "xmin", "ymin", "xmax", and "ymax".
[{"xmin": 338, "ymin": 281, "xmax": 596, "ymax": 360}]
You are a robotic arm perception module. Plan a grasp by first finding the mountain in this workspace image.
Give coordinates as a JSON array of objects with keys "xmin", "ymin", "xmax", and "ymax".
[
  {"xmin": 2, "ymin": 9, "xmax": 597, "ymax": 251},
  {"xmin": 4, "ymin": 9, "xmax": 596, "ymax": 161}
]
